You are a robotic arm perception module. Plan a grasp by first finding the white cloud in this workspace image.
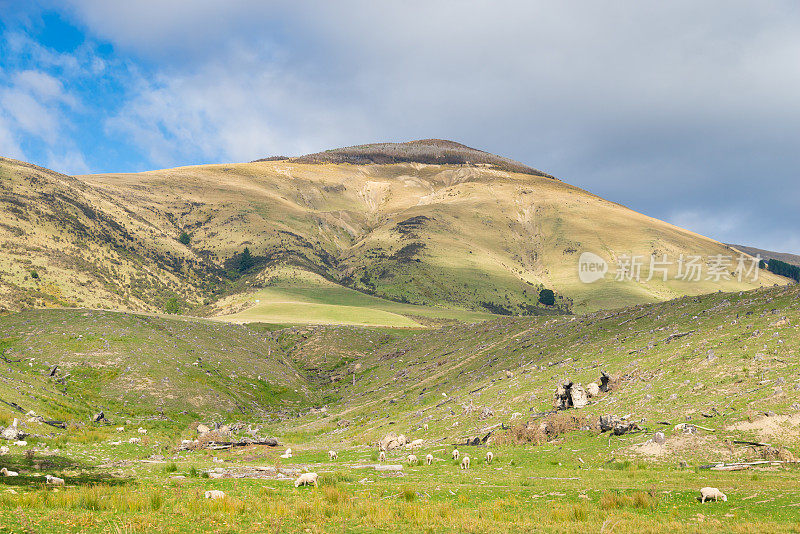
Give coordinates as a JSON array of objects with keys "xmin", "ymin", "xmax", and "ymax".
[{"xmin": 46, "ymin": 149, "xmax": 90, "ymax": 175}]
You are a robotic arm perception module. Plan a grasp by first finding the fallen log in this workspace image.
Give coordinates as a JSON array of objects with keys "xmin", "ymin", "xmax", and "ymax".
[
  {"xmin": 733, "ymin": 440, "xmax": 771, "ymax": 447},
  {"xmin": 197, "ymin": 437, "xmax": 279, "ymax": 450}
]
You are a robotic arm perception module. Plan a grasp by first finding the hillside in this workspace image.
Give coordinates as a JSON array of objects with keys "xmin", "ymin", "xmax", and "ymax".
[
  {"xmin": 0, "ymin": 309, "xmax": 313, "ymax": 420},
  {"xmin": 0, "ymin": 142, "xmax": 789, "ymax": 322},
  {"xmin": 1, "ymin": 285, "xmax": 799, "ymax": 532},
  {"xmin": 729, "ymin": 243, "xmax": 800, "ymax": 267}
]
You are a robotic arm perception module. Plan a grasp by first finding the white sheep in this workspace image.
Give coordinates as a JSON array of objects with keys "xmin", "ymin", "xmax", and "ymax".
[
  {"xmin": 13, "ymin": 441, "xmax": 26, "ymax": 447},
  {"xmin": 328, "ymin": 450, "xmax": 338, "ymax": 460},
  {"xmin": 486, "ymin": 451, "xmax": 494, "ymax": 464},
  {"xmin": 700, "ymin": 487, "xmax": 727, "ymax": 503},
  {"xmin": 379, "ymin": 451, "xmax": 387, "ymax": 462},
  {"xmin": 0, "ymin": 467, "xmax": 18, "ymax": 477},
  {"xmin": 137, "ymin": 427, "xmax": 147, "ymax": 435},
  {"xmin": 407, "ymin": 454, "xmax": 418, "ymax": 465},
  {"xmin": 280, "ymin": 448, "xmax": 292, "ymax": 459},
  {"xmin": 426, "ymin": 454, "xmax": 433, "ymax": 465},
  {"xmin": 461, "ymin": 456, "xmax": 470, "ymax": 469},
  {"xmin": 204, "ymin": 490, "xmax": 226, "ymax": 500},
  {"xmin": 128, "ymin": 437, "xmax": 141, "ymax": 444},
  {"xmin": 116, "ymin": 427, "xmax": 125, "ymax": 432},
  {"xmin": 407, "ymin": 439, "xmax": 424, "ymax": 449},
  {"xmin": 452, "ymin": 449, "xmax": 460, "ymax": 460},
  {"xmin": 45, "ymin": 475, "xmax": 65, "ymax": 485},
  {"xmin": 294, "ymin": 472, "xmax": 318, "ymax": 487}
]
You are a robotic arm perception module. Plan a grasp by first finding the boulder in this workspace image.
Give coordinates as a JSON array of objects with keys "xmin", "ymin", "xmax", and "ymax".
[
  {"xmin": 197, "ymin": 424, "xmax": 210, "ymax": 434},
  {"xmin": 479, "ymin": 406, "xmax": 494, "ymax": 420},
  {"xmin": 570, "ymin": 385, "xmax": 589, "ymax": 408},
  {"xmin": 653, "ymin": 431, "xmax": 666, "ymax": 445},
  {"xmin": 379, "ymin": 432, "xmax": 408, "ymax": 451},
  {"xmin": 0, "ymin": 419, "xmax": 25, "ymax": 441},
  {"xmin": 586, "ymin": 382, "xmax": 601, "ymax": 397},
  {"xmin": 92, "ymin": 412, "xmax": 107, "ymax": 423}
]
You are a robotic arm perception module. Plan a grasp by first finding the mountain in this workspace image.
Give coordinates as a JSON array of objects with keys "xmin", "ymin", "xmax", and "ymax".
[
  {"xmin": 729, "ymin": 244, "xmax": 800, "ymax": 267},
  {"xmin": 0, "ymin": 141, "xmax": 788, "ymax": 322}
]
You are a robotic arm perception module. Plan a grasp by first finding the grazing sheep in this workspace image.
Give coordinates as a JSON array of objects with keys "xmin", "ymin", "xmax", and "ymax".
[
  {"xmin": 379, "ymin": 451, "xmax": 387, "ymax": 462},
  {"xmin": 0, "ymin": 446, "xmax": 8, "ymax": 456},
  {"xmin": 460, "ymin": 456, "xmax": 470, "ymax": 469},
  {"xmin": 0, "ymin": 468, "xmax": 18, "ymax": 477},
  {"xmin": 328, "ymin": 450, "xmax": 338, "ymax": 460},
  {"xmin": 280, "ymin": 448, "xmax": 293, "ymax": 459},
  {"xmin": 700, "ymin": 487, "xmax": 727, "ymax": 503},
  {"xmin": 452, "ymin": 449, "xmax": 460, "ymax": 460},
  {"xmin": 116, "ymin": 427, "xmax": 125, "ymax": 432},
  {"xmin": 137, "ymin": 428, "xmax": 147, "ymax": 435},
  {"xmin": 13, "ymin": 441, "xmax": 26, "ymax": 447},
  {"xmin": 426, "ymin": 454, "xmax": 433, "ymax": 465},
  {"xmin": 486, "ymin": 451, "xmax": 494, "ymax": 464},
  {"xmin": 294, "ymin": 472, "xmax": 318, "ymax": 488},
  {"xmin": 128, "ymin": 437, "xmax": 141, "ymax": 444},
  {"xmin": 407, "ymin": 454, "xmax": 418, "ymax": 465},
  {"xmin": 407, "ymin": 439, "xmax": 424, "ymax": 449},
  {"xmin": 45, "ymin": 475, "xmax": 65, "ymax": 485},
  {"xmin": 204, "ymin": 490, "xmax": 225, "ymax": 500}
]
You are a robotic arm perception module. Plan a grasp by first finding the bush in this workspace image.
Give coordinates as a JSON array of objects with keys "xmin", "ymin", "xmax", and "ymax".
[
  {"xmin": 164, "ymin": 297, "xmax": 181, "ymax": 314},
  {"xmin": 178, "ymin": 232, "xmax": 191, "ymax": 245},
  {"xmin": 30, "ymin": 270, "xmax": 39, "ymax": 279},
  {"xmin": 239, "ymin": 247, "xmax": 254, "ymax": 272},
  {"xmin": 539, "ymin": 288, "xmax": 555, "ymax": 306}
]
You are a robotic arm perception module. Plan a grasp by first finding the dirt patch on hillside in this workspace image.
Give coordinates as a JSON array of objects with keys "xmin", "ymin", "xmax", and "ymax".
[{"xmin": 726, "ymin": 413, "xmax": 800, "ymax": 438}]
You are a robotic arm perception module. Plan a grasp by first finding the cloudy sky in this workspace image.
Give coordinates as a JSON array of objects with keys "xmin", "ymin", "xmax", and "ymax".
[{"xmin": 1, "ymin": 1, "xmax": 798, "ymax": 253}]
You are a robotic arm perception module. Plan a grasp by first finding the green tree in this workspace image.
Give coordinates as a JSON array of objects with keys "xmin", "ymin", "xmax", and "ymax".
[
  {"xmin": 538, "ymin": 288, "xmax": 556, "ymax": 306},
  {"xmin": 164, "ymin": 297, "xmax": 181, "ymax": 315},
  {"xmin": 239, "ymin": 247, "xmax": 254, "ymax": 272},
  {"xmin": 178, "ymin": 232, "xmax": 191, "ymax": 245}
]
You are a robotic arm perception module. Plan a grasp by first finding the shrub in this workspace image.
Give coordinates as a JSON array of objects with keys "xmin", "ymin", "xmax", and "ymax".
[
  {"xmin": 164, "ymin": 297, "xmax": 181, "ymax": 315},
  {"xmin": 178, "ymin": 232, "xmax": 191, "ymax": 245},
  {"xmin": 539, "ymin": 288, "xmax": 555, "ymax": 306},
  {"xmin": 30, "ymin": 270, "xmax": 39, "ymax": 279}
]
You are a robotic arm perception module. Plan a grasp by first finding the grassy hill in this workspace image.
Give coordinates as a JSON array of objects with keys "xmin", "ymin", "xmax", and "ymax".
[
  {"xmin": 0, "ymin": 285, "xmax": 799, "ymax": 531},
  {"xmin": 0, "ymin": 141, "xmax": 789, "ymax": 325}
]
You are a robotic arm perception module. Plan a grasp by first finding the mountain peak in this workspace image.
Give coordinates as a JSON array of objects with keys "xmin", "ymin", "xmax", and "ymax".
[{"xmin": 255, "ymin": 139, "xmax": 554, "ymax": 177}]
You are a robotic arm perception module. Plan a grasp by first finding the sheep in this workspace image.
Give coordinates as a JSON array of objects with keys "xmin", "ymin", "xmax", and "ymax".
[
  {"xmin": 0, "ymin": 467, "xmax": 18, "ymax": 477},
  {"xmin": 328, "ymin": 450, "xmax": 338, "ymax": 460},
  {"xmin": 379, "ymin": 451, "xmax": 387, "ymax": 462},
  {"xmin": 407, "ymin": 454, "xmax": 418, "ymax": 465},
  {"xmin": 45, "ymin": 475, "xmax": 65, "ymax": 485},
  {"xmin": 486, "ymin": 451, "xmax": 494, "ymax": 464},
  {"xmin": 0, "ymin": 446, "xmax": 9, "ymax": 456},
  {"xmin": 452, "ymin": 449, "xmax": 460, "ymax": 460},
  {"xmin": 294, "ymin": 472, "xmax": 318, "ymax": 488},
  {"xmin": 204, "ymin": 490, "xmax": 226, "ymax": 500},
  {"xmin": 137, "ymin": 427, "xmax": 147, "ymax": 435},
  {"xmin": 407, "ymin": 439, "xmax": 424, "ymax": 449},
  {"xmin": 461, "ymin": 456, "xmax": 471, "ymax": 469},
  {"xmin": 700, "ymin": 487, "xmax": 727, "ymax": 503},
  {"xmin": 13, "ymin": 441, "xmax": 27, "ymax": 447},
  {"xmin": 116, "ymin": 427, "xmax": 125, "ymax": 432},
  {"xmin": 280, "ymin": 448, "xmax": 293, "ymax": 459},
  {"xmin": 426, "ymin": 454, "xmax": 433, "ymax": 465},
  {"xmin": 128, "ymin": 437, "xmax": 141, "ymax": 444}
]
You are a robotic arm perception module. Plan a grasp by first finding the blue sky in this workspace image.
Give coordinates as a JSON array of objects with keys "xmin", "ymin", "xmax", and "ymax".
[{"xmin": 1, "ymin": 1, "xmax": 799, "ymax": 253}]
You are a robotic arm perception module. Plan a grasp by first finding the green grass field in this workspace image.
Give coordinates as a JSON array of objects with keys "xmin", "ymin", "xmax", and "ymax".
[{"xmin": 212, "ymin": 269, "xmax": 496, "ymax": 327}]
